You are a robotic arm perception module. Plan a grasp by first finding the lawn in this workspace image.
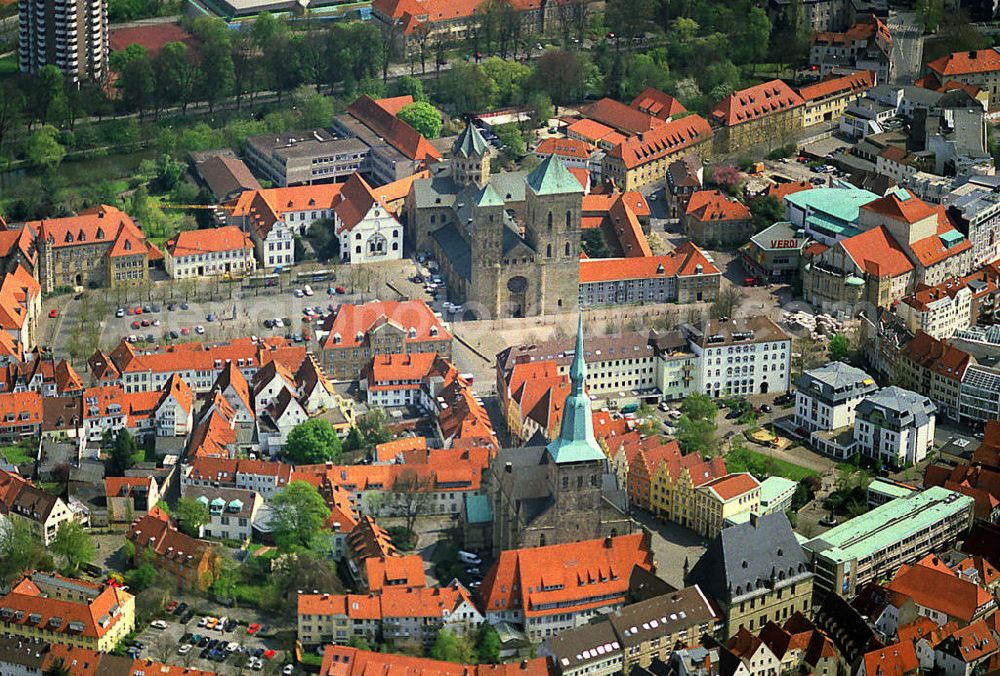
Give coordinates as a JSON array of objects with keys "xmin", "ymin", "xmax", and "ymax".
[
  {"xmin": 0, "ymin": 54, "xmax": 17, "ymax": 78},
  {"xmin": 0, "ymin": 443, "xmax": 34, "ymax": 465},
  {"xmin": 725, "ymin": 446, "xmax": 818, "ymax": 482}
]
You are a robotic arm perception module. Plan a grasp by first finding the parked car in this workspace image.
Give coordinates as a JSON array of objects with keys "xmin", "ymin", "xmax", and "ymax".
[
  {"xmin": 293, "ymin": 289, "xmax": 304, "ymax": 298},
  {"xmin": 282, "ymin": 665, "xmax": 295, "ymax": 675},
  {"xmin": 131, "ymin": 321, "xmax": 141, "ymax": 329},
  {"xmin": 178, "ymin": 645, "xmax": 192, "ymax": 655},
  {"xmin": 335, "ymin": 286, "xmax": 346, "ymax": 294},
  {"xmin": 195, "ymin": 325, "xmax": 205, "ymax": 335},
  {"xmin": 759, "ymin": 404, "xmax": 772, "ymax": 413},
  {"xmin": 151, "ymin": 620, "xmax": 167, "ymax": 630},
  {"xmin": 303, "ymin": 285, "xmax": 314, "ymax": 296},
  {"xmin": 247, "ymin": 623, "xmax": 261, "ymax": 635},
  {"xmin": 207, "ymin": 313, "xmax": 216, "ymax": 322},
  {"xmin": 116, "ymin": 308, "xmax": 125, "ymax": 317}
]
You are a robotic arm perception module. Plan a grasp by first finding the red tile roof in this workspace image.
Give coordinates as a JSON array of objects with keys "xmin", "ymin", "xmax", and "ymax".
[
  {"xmin": 710, "ymin": 80, "xmax": 805, "ymax": 127},
  {"xmin": 935, "ymin": 620, "xmax": 997, "ymax": 664},
  {"xmin": 607, "ymin": 115, "xmax": 712, "ymax": 170},
  {"xmin": 798, "ymin": 70, "xmax": 876, "ymax": 102},
  {"xmin": 347, "ymin": 95, "xmax": 441, "ymax": 163},
  {"xmin": 364, "ymin": 554, "xmax": 426, "ymax": 592},
  {"xmin": 685, "ymin": 190, "xmax": 751, "ymax": 222},
  {"xmin": 888, "ymin": 562, "xmax": 994, "ymax": 623},
  {"xmin": 1, "ymin": 574, "xmax": 134, "ymax": 640},
  {"xmin": 928, "ymin": 48, "xmax": 1000, "ymax": 77},
  {"xmin": 630, "ymin": 87, "xmax": 687, "ymax": 120},
  {"xmin": 904, "ymin": 331, "xmax": 971, "ymax": 382},
  {"xmin": 320, "ymin": 645, "xmax": 553, "ymax": 676},
  {"xmin": 566, "ymin": 118, "xmax": 618, "ymax": 143},
  {"xmin": 700, "ymin": 472, "xmax": 760, "ymax": 501},
  {"xmin": 861, "ymin": 188, "xmax": 937, "ymax": 224},
  {"xmin": 479, "ymin": 533, "xmax": 653, "ymax": 619},
  {"xmin": 767, "ymin": 181, "xmax": 813, "ymax": 201},
  {"xmin": 321, "ymin": 300, "xmax": 451, "ymax": 350},
  {"xmin": 26, "ymin": 205, "xmax": 155, "ymax": 259},
  {"xmin": 105, "ymin": 476, "xmax": 155, "ymax": 498},
  {"xmin": 534, "ymin": 137, "xmax": 593, "ymax": 160},
  {"xmin": 861, "ymin": 641, "xmax": 919, "ymax": 676},
  {"xmin": 581, "ymin": 98, "xmax": 664, "ymax": 135},
  {"xmin": 579, "ymin": 241, "xmax": 720, "ymax": 284},
  {"xmin": 840, "ymin": 226, "xmax": 914, "ymax": 278},
  {"xmin": 907, "ymin": 208, "xmax": 972, "ymax": 268},
  {"xmin": 165, "ymin": 226, "xmax": 253, "ymax": 258}
]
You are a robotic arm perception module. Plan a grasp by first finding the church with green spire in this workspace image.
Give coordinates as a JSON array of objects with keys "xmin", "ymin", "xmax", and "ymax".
[
  {"xmin": 487, "ymin": 316, "xmax": 635, "ymax": 555},
  {"xmin": 408, "ymin": 122, "xmax": 585, "ymax": 319}
]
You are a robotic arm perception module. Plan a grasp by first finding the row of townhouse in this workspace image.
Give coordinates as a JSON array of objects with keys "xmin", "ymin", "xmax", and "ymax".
[
  {"xmin": 297, "ymin": 583, "xmax": 483, "ymax": 648},
  {"xmin": 0, "ymin": 468, "xmax": 87, "ymax": 545},
  {"xmin": 317, "ymin": 645, "xmax": 551, "ymax": 675},
  {"xmin": 0, "ymin": 640, "xmax": 214, "ymax": 676}
]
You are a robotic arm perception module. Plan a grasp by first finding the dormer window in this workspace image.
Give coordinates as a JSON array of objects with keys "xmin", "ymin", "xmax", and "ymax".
[
  {"xmin": 333, "ymin": 333, "xmax": 341, "ymax": 344},
  {"xmin": 96, "ymin": 227, "xmax": 104, "ymax": 239},
  {"xmin": 64, "ymin": 232, "xmax": 73, "ymax": 243},
  {"xmin": 77, "ymin": 230, "xmax": 86, "ymax": 242},
  {"xmin": 124, "ymin": 240, "xmax": 132, "ymax": 251}
]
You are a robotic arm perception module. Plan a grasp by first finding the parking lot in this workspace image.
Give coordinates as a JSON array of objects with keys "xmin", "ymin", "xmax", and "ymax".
[{"xmin": 129, "ymin": 605, "xmax": 296, "ymax": 674}]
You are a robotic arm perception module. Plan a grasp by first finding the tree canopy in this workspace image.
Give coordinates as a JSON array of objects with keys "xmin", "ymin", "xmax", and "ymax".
[
  {"xmin": 269, "ymin": 481, "xmax": 331, "ymax": 550},
  {"xmin": 285, "ymin": 419, "xmax": 343, "ymax": 464},
  {"xmin": 51, "ymin": 522, "xmax": 95, "ymax": 575},
  {"xmin": 398, "ymin": 101, "xmax": 443, "ymax": 139}
]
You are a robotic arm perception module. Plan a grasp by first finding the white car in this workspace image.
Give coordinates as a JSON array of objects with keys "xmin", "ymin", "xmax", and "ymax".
[
  {"xmin": 197, "ymin": 617, "xmax": 209, "ymax": 627},
  {"xmin": 150, "ymin": 620, "xmax": 167, "ymax": 630},
  {"xmin": 226, "ymin": 642, "xmax": 239, "ymax": 652},
  {"xmin": 178, "ymin": 644, "xmax": 192, "ymax": 655},
  {"xmin": 303, "ymin": 285, "xmax": 314, "ymax": 296},
  {"xmin": 293, "ymin": 289, "xmax": 304, "ymax": 298},
  {"xmin": 282, "ymin": 665, "xmax": 294, "ymax": 675},
  {"xmin": 195, "ymin": 325, "xmax": 205, "ymax": 335},
  {"xmin": 116, "ymin": 308, "xmax": 125, "ymax": 318},
  {"xmin": 274, "ymin": 318, "xmax": 285, "ymax": 328}
]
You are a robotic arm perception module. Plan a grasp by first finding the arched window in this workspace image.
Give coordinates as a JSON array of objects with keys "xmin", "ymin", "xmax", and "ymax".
[
  {"xmin": 547, "ymin": 212, "xmax": 553, "ymax": 230},
  {"xmin": 539, "ymin": 534, "xmax": 546, "ymax": 547},
  {"xmin": 566, "ymin": 211, "xmax": 571, "ymax": 228},
  {"xmin": 547, "ymin": 243, "xmax": 552, "ymax": 257},
  {"xmin": 564, "ymin": 242, "xmax": 571, "ymax": 256}
]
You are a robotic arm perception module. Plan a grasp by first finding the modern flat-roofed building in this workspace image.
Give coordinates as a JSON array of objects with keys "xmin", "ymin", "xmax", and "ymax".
[
  {"xmin": 244, "ymin": 129, "xmax": 368, "ymax": 187},
  {"xmin": 802, "ymin": 486, "xmax": 975, "ymax": 598},
  {"xmin": 854, "ymin": 386, "xmax": 936, "ymax": 466}
]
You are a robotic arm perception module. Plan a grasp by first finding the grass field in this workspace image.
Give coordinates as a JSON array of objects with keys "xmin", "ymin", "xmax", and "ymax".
[
  {"xmin": 725, "ymin": 445, "xmax": 818, "ymax": 482},
  {"xmin": 0, "ymin": 443, "xmax": 33, "ymax": 465}
]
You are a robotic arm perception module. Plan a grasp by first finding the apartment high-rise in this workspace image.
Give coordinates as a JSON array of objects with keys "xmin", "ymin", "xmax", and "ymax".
[{"xmin": 18, "ymin": 0, "xmax": 108, "ymax": 83}]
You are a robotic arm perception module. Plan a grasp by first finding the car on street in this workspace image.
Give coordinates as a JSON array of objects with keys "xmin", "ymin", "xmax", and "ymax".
[
  {"xmin": 195, "ymin": 325, "xmax": 205, "ymax": 335},
  {"xmin": 247, "ymin": 623, "xmax": 261, "ymax": 635},
  {"xmin": 282, "ymin": 665, "xmax": 295, "ymax": 675},
  {"xmin": 151, "ymin": 620, "xmax": 167, "ymax": 630},
  {"xmin": 131, "ymin": 321, "xmax": 141, "ymax": 329},
  {"xmin": 178, "ymin": 645, "xmax": 192, "ymax": 655},
  {"xmin": 116, "ymin": 308, "xmax": 125, "ymax": 317}
]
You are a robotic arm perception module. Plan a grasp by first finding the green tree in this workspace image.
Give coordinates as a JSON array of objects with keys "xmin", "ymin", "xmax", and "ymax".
[
  {"xmin": 393, "ymin": 75, "xmax": 427, "ymax": 102},
  {"xmin": 749, "ymin": 195, "xmax": 784, "ymax": 232},
  {"xmin": 175, "ymin": 497, "xmax": 210, "ymax": 537},
  {"xmin": 50, "ymin": 522, "xmax": 95, "ymax": 575},
  {"xmin": 916, "ymin": 0, "xmax": 945, "ymax": 33},
  {"xmin": 106, "ymin": 429, "xmax": 140, "ymax": 476},
  {"xmin": 26, "ymin": 126, "xmax": 65, "ymax": 172},
  {"xmin": 348, "ymin": 636, "xmax": 371, "ymax": 650},
  {"xmin": 196, "ymin": 22, "xmax": 235, "ymax": 112},
  {"xmin": 710, "ymin": 286, "xmax": 743, "ymax": 319},
  {"xmin": 43, "ymin": 659, "xmax": 72, "ymax": 676},
  {"xmin": 270, "ymin": 481, "xmax": 331, "ymax": 550},
  {"xmin": 357, "ymin": 409, "xmax": 393, "ymax": 448},
  {"xmin": 398, "ymin": 101, "xmax": 443, "ymax": 138},
  {"xmin": 492, "ymin": 123, "xmax": 524, "ymax": 158},
  {"xmin": 672, "ymin": 16, "xmax": 699, "ymax": 41},
  {"xmin": 527, "ymin": 91, "xmax": 554, "ymax": 128},
  {"xmin": 680, "ymin": 393, "xmax": 718, "ymax": 423},
  {"xmin": 0, "ymin": 519, "xmax": 50, "ymax": 583},
  {"xmin": 604, "ymin": 0, "xmax": 654, "ymax": 41},
  {"xmin": 675, "ymin": 416, "xmax": 718, "ymax": 455},
  {"xmin": 481, "ymin": 57, "xmax": 533, "ymax": 106},
  {"xmin": 35, "ymin": 65, "xmax": 67, "ymax": 126},
  {"xmin": 118, "ymin": 51, "xmax": 155, "ymax": 116},
  {"xmin": 298, "ymin": 91, "xmax": 335, "ymax": 128},
  {"xmin": 154, "ymin": 42, "xmax": 198, "ymax": 113},
  {"xmin": 431, "ymin": 630, "xmax": 475, "ymax": 663},
  {"xmin": 581, "ymin": 229, "xmax": 610, "ymax": 258},
  {"xmin": 828, "ymin": 334, "xmax": 851, "ymax": 362},
  {"xmin": 438, "ymin": 63, "xmax": 498, "ymax": 113},
  {"xmin": 285, "ymin": 419, "xmax": 343, "ymax": 464},
  {"xmin": 125, "ymin": 562, "xmax": 159, "ymax": 590},
  {"xmin": 733, "ymin": 7, "xmax": 771, "ymax": 67},
  {"xmin": 306, "ymin": 219, "xmax": 340, "ymax": 262},
  {"xmin": 534, "ymin": 49, "xmax": 587, "ymax": 107},
  {"xmin": 476, "ymin": 625, "xmax": 501, "ymax": 664}
]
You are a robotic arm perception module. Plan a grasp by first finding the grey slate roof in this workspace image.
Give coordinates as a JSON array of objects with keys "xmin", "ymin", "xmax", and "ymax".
[
  {"xmin": 796, "ymin": 362, "xmax": 877, "ymax": 406},
  {"xmin": 856, "ymin": 385, "xmax": 936, "ymax": 429},
  {"xmin": 411, "ymin": 171, "xmax": 527, "ymax": 210},
  {"xmin": 430, "ymin": 223, "xmax": 471, "ymax": 281},
  {"xmin": 686, "ymin": 512, "xmax": 811, "ymax": 605}
]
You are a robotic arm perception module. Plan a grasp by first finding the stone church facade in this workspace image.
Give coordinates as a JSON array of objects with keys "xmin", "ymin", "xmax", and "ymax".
[
  {"xmin": 487, "ymin": 317, "xmax": 635, "ymax": 555},
  {"xmin": 408, "ymin": 124, "xmax": 584, "ymax": 319}
]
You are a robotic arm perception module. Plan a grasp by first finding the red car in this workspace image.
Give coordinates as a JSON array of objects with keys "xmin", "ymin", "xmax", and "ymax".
[
  {"xmin": 165, "ymin": 601, "xmax": 179, "ymax": 613},
  {"xmin": 126, "ymin": 307, "xmax": 135, "ymax": 316},
  {"xmin": 302, "ymin": 328, "xmax": 311, "ymax": 341},
  {"xmin": 743, "ymin": 277, "xmax": 757, "ymax": 287},
  {"xmin": 48, "ymin": 309, "xmax": 58, "ymax": 318},
  {"xmin": 263, "ymin": 650, "xmax": 276, "ymax": 660},
  {"xmin": 134, "ymin": 306, "xmax": 143, "ymax": 315},
  {"xmin": 131, "ymin": 321, "xmax": 141, "ymax": 329},
  {"xmin": 247, "ymin": 623, "xmax": 261, "ymax": 635},
  {"xmin": 334, "ymin": 286, "xmax": 346, "ymax": 294},
  {"xmin": 180, "ymin": 327, "xmax": 190, "ymax": 335}
]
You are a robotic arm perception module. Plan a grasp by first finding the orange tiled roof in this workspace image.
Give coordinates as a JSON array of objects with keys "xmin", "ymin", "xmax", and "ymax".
[
  {"xmin": 105, "ymin": 475, "xmax": 154, "ymax": 498},
  {"xmin": 363, "ymin": 554, "xmax": 426, "ymax": 593},
  {"xmin": 347, "ymin": 95, "xmax": 441, "ymax": 163},
  {"xmin": 319, "ymin": 645, "xmax": 552, "ymax": 676},
  {"xmin": 581, "ymin": 98, "xmax": 664, "ymax": 135},
  {"xmin": 630, "ymin": 87, "xmax": 687, "ymax": 120},
  {"xmin": 767, "ymin": 181, "xmax": 813, "ymax": 201},
  {"xmin": 798, "ymin": 70, "xmax": 875, "ymax": 102},
  {"xmin": 1, "ymin": 574, "xmax": 134, "ymax": 640},
  {"xmin": 579, "ymin": 241, "xmax": 720, "ymax": 284},
  {"xmin": 907, "ymin": 208, "xmax": 972, "ymax": 268},
  {"xmin": 861, "ymin": 188, "xmax": 937, "ymax": 224},
  {"xmin": 861, "ymin": 641, "xmax": 919, "ymax": 676},
  {"xmin": 166, "ymin": 226, "xmax": 253, "ymax": 258},
  {"xmin": 321, "ymin": 300, "xmax": 450, "ymax": 350},
  {"xmin": 607, "ymin": 115, "xmax": 712, "ymax": 170},
  {"xmin": 685, "ymin": 190, "xmax": 751, "ymax": 222},
  {"xmin": 840, "ymin": 226, "xmax": 914, "ymax": 278},
  {"xmin": 479, "ymin": 533, "xmax": 653, "ymax": 619},
  {"xmin": 928, "ymin": 48, "xmax": 1000, "ymax": 77},
  {"xmin": 711, "ymin": 80, "xmax": 805, "ymax": 127},
  {"xmin": 534, "ymin": 137, "xmax": 593, "ymax": 160},
  {"xmin": 887, "ymin": 561, "xmax": 994, "ymax": 623},
  {"xmin": 566, "ymin": 118, "xmax": 618, "ymax": 143},
  {"xmin": 937, "ymin": 620, "xmax": 997, "ymax": 663},
  {"xmin": 700, "ymin": 472, "xmax": 760, "ymax": 501}
]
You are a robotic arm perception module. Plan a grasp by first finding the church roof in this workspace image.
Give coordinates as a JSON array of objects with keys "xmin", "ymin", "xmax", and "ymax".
[
  {"xmin": 453, "ymin": 123, "xmax": 491, "ymax": 159},
  {"xmin": 546, "ymin": 316, "xmax": 605, "ymax": 464},
  {"xmin": 526, "ymin": 154, "xmax": 585, "ymax": 196},
  {"xmin": 472, "ymin": 183, "xmax": 505, "ymax": 207}
]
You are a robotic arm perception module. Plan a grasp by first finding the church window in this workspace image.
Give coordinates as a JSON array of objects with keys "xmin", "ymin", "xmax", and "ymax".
[
  {"xmin": 562, "ymin": 476, "xmax": 568, "ymax": 489},
  {"xmin": 547, "ymin": 244, "xmax": 552, "ymax": 258},
  {"xmin": 431, "ymin": 215, "xmax": 436, "ymax": 224},
  {"xmin": 564, "ymin": 242, "xmax": 571, "ymax": 256},
  {"xmin": 539, "ymin": 535, "xmax": 546, "ymax": 547},
  {"xmin": 566, "ymin": 211, "xmax": 571, "ymax": 228},
  {"xmin": 577, "ymin": 476, "xmax": 583, "ymax": 488},
  {"xmin": 548, "ymin": 212, "xmax": 553, "ymax": 230}
]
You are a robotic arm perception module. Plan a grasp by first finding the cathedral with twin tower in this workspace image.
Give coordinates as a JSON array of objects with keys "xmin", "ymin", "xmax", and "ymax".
[{"xmin": 407, "ymin": 123, "xmax": 584, "ymax": 319}]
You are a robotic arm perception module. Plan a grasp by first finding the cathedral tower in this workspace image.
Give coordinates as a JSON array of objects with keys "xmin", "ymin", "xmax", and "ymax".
[{"xmin": 451, "ymin": 123, "xmax": 491, "ymax": 187}]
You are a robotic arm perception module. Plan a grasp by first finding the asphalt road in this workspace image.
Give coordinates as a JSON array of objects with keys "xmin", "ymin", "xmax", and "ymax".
[{"xmin": 886, "ymin": 10, "xmax": 924, "ymax": 85}]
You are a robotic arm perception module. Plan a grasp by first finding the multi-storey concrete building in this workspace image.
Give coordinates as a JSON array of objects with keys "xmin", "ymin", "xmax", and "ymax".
[
  {"xmin": 802, "ymin": 486, "xmax": 974, "ymax": 598},
  {"xmin": 18, "ymin": 0, "xmax": 107, "ymax": 82},
  {"xmin": 682, "ymin": 316, "xmax": 792, "ymax": 398},
  {"xmin": 946, "ymin": 183, "xmax": 1000, "ymax": 268},
  {"xmin": 854, "ymin": 386, "xmax": 936, "ymax": 466},
  {"xmin": 795, "ymin": 361, "xmax": 878, "ymax": 437}
]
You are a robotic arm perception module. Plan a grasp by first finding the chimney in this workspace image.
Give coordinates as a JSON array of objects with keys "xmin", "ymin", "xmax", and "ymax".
[
  {"xmin": 505, "ymin": 462, "xmax": 512, "ymax": 473},
  {"xmin": 604, "ymin": 535, "xmax": 613, "ymax": 548},
  {"xmin": 520, "ymin": 661, "xmax": 529, "ymax": 670},
  {"xmin": 749, "ymin": 512, "xmax": 760, "ymax": 528}
]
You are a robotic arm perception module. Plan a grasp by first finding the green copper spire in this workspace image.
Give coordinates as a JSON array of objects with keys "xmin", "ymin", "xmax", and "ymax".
[
  {"xmin": 546, "ymin": 315, "xmax": 605, "ymax": 464},
  {"xmin": 526, "ymin": 153, "xmax": 585, "ymax": 196},
  {"xmin": 453, "ymin": 123, "xmax": 490, "ymax": 159}
]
